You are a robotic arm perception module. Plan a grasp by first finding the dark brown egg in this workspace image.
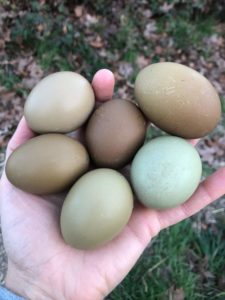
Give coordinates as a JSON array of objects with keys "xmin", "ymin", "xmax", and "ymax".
[
  {"xmin": 135, "ymin": 62, "xmax": 221, "ymax": 139},
  {"xmin": 6, "ymin": 134, "xmax": 89, "ymax": 194},
  {"xmin": 85, "ymin": 100, "xmax": 146, "ymax": 169}
]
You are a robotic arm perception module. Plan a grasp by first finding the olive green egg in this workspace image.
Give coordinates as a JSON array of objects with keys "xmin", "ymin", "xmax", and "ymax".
[
  {"xmin": 135, "ymin": 62, "xmax": 221, "ymax": 138},
  {"xmin": 24, "ymin": 72, "xmax": 95, "ymax": 133},
  {"xmin": 131, "ymin": 136, "xmax": 202, "ymax": 209},
  {"xmin": 6, "ymin": 134, "xmax": 89, "ymax": 194},
  {"xmin": 60, "ymin": 169, "xmax": 133, "ymax": 250}
]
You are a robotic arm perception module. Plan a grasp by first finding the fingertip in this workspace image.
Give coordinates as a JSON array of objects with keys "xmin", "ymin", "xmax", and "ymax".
[
  {"xmin": 92, "ymin": 69, "xmax": 115, "ymax": 102},
  {"xmin": 188, "ymin": 139, "xmax": 200, "ymax": 146}
]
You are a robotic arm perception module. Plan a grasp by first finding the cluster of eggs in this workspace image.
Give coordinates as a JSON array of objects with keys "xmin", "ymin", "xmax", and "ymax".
[{"xmin": 6, "ymin": 62, "xmax": 221, "ymax": 250}]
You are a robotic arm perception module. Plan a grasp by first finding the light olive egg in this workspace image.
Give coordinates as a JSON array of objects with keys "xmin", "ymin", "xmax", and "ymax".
[
  {"xmin": 6, "ymin": 134, "xmax": 89, "ymax": 194},
  {"xmin": 24, "ymin": 72, "xmax": 95, "ymax": 133},
  {"xmin": 85, "ymin": 100, "xmax": 146, "ymax": 169},
  {"xmin": 135, "ymin": 62, "xmax": 221, "ymax": 138},
  {"xmin": 131, "ymin": 136, "xmax": 202, "ymax": 209},
  {"xmin": 60, "ymin": 169, "xmax": 133, "ymax": 250}
]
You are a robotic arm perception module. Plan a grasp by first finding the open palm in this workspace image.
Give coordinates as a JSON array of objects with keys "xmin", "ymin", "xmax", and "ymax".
[{"xmin": 0, "ymin": 69, "xmax": 224, "ymax": 300}]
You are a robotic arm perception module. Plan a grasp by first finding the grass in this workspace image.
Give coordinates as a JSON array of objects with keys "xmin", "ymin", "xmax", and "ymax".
[
  {"xmin": 4, "ymin": 2, "xmax": 108, "ymax": 79},
  {"xmin": 0, "ymin": 0, "xmax": 220, "ymax": 98},
  {"xmin": 0, "ymin": 67, "xmax": 21, "ymax": 90},
  {"xmin": 108, "ymin": 218, "xmax": 225, "ymax": 300},
  {"xmin": 161, "ymin": 17, "xmax": 216, "ymax": 51},
  {"xmin": 219, "ymin": 97, "xmax": 225, "ymax": 131},
  {"xmin": 1, "ymin": 0, "xmax": 220, "ymax": 89}
]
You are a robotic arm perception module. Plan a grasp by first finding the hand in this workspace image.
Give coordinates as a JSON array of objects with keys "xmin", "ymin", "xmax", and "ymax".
[{"xmin": 0, "ymin": 69, "xmax": 225, "ymax": 300}]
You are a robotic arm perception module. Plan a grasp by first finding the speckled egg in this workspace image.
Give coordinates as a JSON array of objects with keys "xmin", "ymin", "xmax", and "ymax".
[
  {"xmin": 135, "ymin": 62, "xmax": 221, "ymax": 138},
  {"xmin": 131, "ymin": 136, "xmax": 202, "ymax": 209}
]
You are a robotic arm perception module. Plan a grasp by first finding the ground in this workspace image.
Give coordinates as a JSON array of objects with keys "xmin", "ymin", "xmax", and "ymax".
[{"xmin": 0, "ymin": 1, "xmax": 225, "ymax": 299}]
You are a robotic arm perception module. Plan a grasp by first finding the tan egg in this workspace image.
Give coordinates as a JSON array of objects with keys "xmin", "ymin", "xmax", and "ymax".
[
  {"xmin": 135, "ymin": 62, "xmax": 221, "ymax": 138},
  {"xmin": 85, "ymin": 100, "xmax": 147, "ymax": 169},
  {"xmin": 60, "ymin": 169, "xmax": 133, "ymax": 250},
  {"xmin": 24, "ymin": 72, "xmax": 95, "ymax": 133},
  {"xmin": 6, "ymin": 134, "xmax": 89, "ymax": 194}
]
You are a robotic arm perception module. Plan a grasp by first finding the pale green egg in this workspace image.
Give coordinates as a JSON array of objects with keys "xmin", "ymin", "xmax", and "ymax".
[{"xmin": 131, "ymin": 136, "xmax": 202, "ymax": 210}]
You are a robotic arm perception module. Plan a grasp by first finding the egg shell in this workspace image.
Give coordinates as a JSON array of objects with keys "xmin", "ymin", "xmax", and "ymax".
[
  {"xmin": 131, "ymin": 136, "xmax": 202, "ymax": 209},
  {"xmin": 6, "ymin": 134, "xmax": 89, "ymax": 194},
  {"xmin": 60, "ymin": 169, "xmax": 133, "ymax": 250},
  {"xmin": 24, "ymin": 72, "xmax": 95, "ymax": 133},
  {"xmin": 135, "ymin": 62, "xmax": 221, "ymax": 138},
  {"xmin": 85, "ymin": 100, "xmax": 147, "ymax": 169}
]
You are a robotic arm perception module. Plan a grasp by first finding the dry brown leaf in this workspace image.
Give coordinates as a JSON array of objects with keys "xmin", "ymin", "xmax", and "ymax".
[
  {"xmin": 143, "ymin": 21, "xmax": 157, "ymax": 39},
  {"xmin": 37, "ymin": 24, "xmax": 44, "ymax": 32},
  {"xmin": 98, "ymin": 49, "xmax": 107, "ymax": 57},
  {"xmin": 206, "ymin": 34, "xmax": 224, "ymax": 47},
  {"xmin": 62, "ymin": 24, "xmax": 67, "ymax": 34},
  {"xmin": 173, "ymin": 288, "xmax": 185, "ymax": 300},
  {"xmin": 118, "ymin": 62, "xmax": 133, "ymax": 78},
  {"xmin": 155, "ymin": 46, "xmax": 164, "ymax": 55},
  {"xmin": 84, "ymin": 14, "xmax": 98, "ymax": 27},
  {"xmin": 74, "ymin": 5, "xmax": 83, "ymax": 18},
  {"xmin": 27, "ymin": 60, "xmax": 43, "ymax": 79},
  {"xmin": 90, "ymin": 36, "xmax": 104, "ymax": 48},
  {"xmin": 0, "ymin": 39, "xmax": 5, "ymax": 50},
  {"xmin": 3, "ymin": 29, "xmax": 10, "ymax": 43},
  {"xmin": 0, "ymin": 91, "xmax": 15, "ymax": 100},
  {"xmin": 142, "ymin": 9, "xmax": 153, "ymax": 18},
  {"xmin": 136, "ymin": 55, "xmax": 150, "ymax": 69},
  {"xmin": 169, "ymin": 287, "xmax": 185, "ymax": 300},
  {"xmin": 160, "ymin": 2, "xmax": 174, "ymax": 13},
  {"xmin": 17, "ymin": 56, "xmax": 33, "ymax": 75},
  {"xmin": 114, "ymin": 71, "xmax": 123, "ymax": 81},
  {"xmin": 117, "ymin": 86, "xmax": 130, "ymax": 100}
]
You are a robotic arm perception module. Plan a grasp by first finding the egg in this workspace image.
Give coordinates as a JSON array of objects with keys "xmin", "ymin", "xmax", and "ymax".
[
  {"xmin": 85, "ymin": 100, "xmax": 146, "ymax": 169},
  {"xmin": 135, "ymin": 62, "xmax": 221, "ymax": 138},
  {"xmin": 131, "ymin": 136, "xmax": 202, "ymax": 209},
  {"xmin": 6, "ymin": 134, "xmax": 89, "ymax": 194},
  {"xmin": 60, "ymin": 169, "xmax": 133, "ymax": 250},
  {"xmin": 24, "ymin": 72, "xmax": 95, "ymax": 133}
]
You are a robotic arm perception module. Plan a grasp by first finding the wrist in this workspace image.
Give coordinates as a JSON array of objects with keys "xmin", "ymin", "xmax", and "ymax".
[{"xmin": 5, "ymin": 260, "xmax": 52, "ymax": 300}]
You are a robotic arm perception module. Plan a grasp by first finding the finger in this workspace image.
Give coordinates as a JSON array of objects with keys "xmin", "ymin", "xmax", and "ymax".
[
  {"xmin": 188, "ymin": 139, "xmax": 200, "ymax": 146},
  {"xmin": 92, "ymin": 69, "xmax": 115, "ymax": 102},
  {"xmin": 156, "ymin": 167, "xmax": 225, "ymax": 230},
  {"xmin": 6, "ymin": 117, "xmax": 35, "ymax": 159}
]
